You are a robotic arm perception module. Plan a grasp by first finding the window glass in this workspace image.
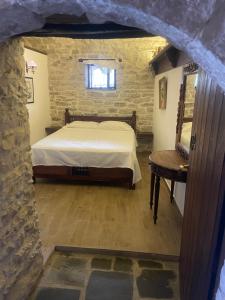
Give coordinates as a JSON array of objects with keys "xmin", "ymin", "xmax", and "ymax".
[
  {"xmin": 87, "ymin": 64, "xmax": 116, "ymax": 90},
  {"xmin": 109, "ymin": 69, "xmax": 115, "ymax": 88}
]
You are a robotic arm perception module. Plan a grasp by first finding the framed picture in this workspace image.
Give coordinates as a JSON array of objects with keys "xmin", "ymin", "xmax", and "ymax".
[
  {"xmin": 25, "ymin": 77, "xmax": 34, "ymax": 104},
  {"xmin": 159, "ymin": 77, "xmax": 167, "ymax": 109}
]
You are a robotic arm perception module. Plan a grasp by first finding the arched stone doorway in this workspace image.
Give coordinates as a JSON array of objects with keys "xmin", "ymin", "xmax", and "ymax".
[
  {"xmin": 0, "ymin": 1, "xmax": 225, "ymax": 300},
  {"xmin": 1, "ymin": 1, "xmax": 225, "ymax": 91}
]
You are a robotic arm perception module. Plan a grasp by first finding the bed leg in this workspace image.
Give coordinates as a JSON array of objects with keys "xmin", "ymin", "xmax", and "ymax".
[{"xmin": 129, "ymin": 182, "xmax": 135, "ymax": 190}]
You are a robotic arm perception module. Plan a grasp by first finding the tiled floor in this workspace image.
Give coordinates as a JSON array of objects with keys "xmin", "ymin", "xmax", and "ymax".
[{"xmin": 30, "ymin": 250, "xmax": 180, "ymax": 300}]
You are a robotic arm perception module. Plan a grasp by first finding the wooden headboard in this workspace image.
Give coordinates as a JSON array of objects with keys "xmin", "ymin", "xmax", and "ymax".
[{"xmin": 65, "ymin": 108, "xmax": 137, "ymax": 132}]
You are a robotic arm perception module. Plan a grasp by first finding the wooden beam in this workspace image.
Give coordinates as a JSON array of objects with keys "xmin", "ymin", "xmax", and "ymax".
[
  {"xmin": 149, "ymin": 45, "xmax": 188, "ymax": 75},
  {"xmin": 166, "ymin": 47, "xmax": 180, "ymax": 67},
  {"xmin": 152, "ymin": 61, "xmax": 159, "ymax": 74},
  {"xmin": 21, "ymin": 22, "xmax": 154, "ymax": 39}
]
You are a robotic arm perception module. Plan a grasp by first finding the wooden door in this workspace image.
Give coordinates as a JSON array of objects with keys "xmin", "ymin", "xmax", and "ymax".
[{"xmin": 180, "ymin": 70, "xmax": 225, "ymax": 300}]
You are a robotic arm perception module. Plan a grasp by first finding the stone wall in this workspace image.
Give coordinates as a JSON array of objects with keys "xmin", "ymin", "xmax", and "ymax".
[
  {"xmin": 24, "ymin": 37, "xmax": 167, "ymax": 135},
  {"xmin": 0, "ymin": 39, "xmax": 43, "ymax": 300},
  {"xmin": 2, "ymin": 1, "xmax": 225, "ymax": 95}
]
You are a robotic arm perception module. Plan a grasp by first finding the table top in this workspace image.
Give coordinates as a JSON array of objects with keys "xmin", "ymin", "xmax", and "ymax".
[{"xmin": 149, "ymin": 150, "xmax": 188, "ymax": 172}]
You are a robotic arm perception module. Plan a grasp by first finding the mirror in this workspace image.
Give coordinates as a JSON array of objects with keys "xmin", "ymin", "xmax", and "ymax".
[{"xmin": 176, "ymin": 63, "xmax": 199, "ymax": 159}]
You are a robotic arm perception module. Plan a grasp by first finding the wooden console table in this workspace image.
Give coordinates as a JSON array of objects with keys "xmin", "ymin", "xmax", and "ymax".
[{"xmin": 149, "ymin": 150, "xmax": 188, "ymax": 224}]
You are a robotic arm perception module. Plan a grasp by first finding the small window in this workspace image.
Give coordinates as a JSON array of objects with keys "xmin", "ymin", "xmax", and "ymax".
[{"xmin": 87, "ymin": 64, "xmax": 116, "ymax": 90}]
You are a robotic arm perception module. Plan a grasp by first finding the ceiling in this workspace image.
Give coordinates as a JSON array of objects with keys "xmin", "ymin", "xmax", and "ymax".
[{"xmin": 21, "ymin": 14, "xmax": 154, "ymax": 39}]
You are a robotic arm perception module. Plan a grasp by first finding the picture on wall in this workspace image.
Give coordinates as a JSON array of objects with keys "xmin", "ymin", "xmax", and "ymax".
[
  {"xmin": 25, "ymin": 77, "xmax": 34, "ymax": 104},
  {"xmin": 159, "ymin": 77, "xmax": 167, "ymax": 109}
]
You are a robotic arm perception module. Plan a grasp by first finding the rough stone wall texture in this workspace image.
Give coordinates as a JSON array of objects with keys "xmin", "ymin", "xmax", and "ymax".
[
  {"xmin": 0, "ymin": 0, "xmax": 225, "ymax": 297},
  {"xmin": 1, "ymin": 1, "xmax": 225, "ymax": 93},
  {"xmin": 0, "ymin": 39, "xmax": 43, "ymax": 300},
  {"xmin": 24, "ymin": 37, "xmax": 167, "ymax": 136}
]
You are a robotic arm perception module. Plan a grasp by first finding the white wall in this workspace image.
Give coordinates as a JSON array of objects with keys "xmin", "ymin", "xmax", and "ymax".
[
  {"xmin": 24, "ymin": 48, "xmax": 51, "ymax": 145},
  {"xmin": 153, "ymin": 67, "xmax": 186, "ymax": 215},
  {"xmin": 216, "ymin": 261, "xmax": 225, "ymax": 300}
]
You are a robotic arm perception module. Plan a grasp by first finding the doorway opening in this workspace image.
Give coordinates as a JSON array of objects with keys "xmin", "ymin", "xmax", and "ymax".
[
  {"xmin": 23, "ymin": 31, "xmax": 183, "ymax": 258},
  {"xmin": 3, "ymin": 4, "xmax": 223, "ymax": 300}
]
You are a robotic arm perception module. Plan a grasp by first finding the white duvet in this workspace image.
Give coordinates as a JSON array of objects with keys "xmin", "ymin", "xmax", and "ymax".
[{"xmin": 32, "ymin": 125, "xmax": 142, "ymax": 183}]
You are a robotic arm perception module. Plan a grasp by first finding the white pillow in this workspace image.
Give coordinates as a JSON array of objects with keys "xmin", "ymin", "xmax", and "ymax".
[
  {"xmin": 66, "ymin": 121, "xmax": 99, "ymax": 129},
  {"xmin": 99, "ymin": 121, "xmax": 132, "ymax": 131}
]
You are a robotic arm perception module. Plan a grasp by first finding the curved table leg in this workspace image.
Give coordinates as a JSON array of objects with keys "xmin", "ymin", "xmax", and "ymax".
[
  {"xmin": 153, "ymin": 175, "xmax": 160, "ymax": 224},
  {"xmin": 150, "ymin": 172, "xmax": 155, "ymax": 209}
]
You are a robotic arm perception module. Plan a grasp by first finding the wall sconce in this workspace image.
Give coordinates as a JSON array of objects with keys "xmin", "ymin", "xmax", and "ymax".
[{"xmin": 26, "ymin": 60, "xmax": 38, "ymax": 74}]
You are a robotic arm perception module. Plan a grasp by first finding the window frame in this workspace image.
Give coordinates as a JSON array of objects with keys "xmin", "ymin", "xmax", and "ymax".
[{"xmin": 87, "ymin": 64, "xmax": 116, "ymax": 90}]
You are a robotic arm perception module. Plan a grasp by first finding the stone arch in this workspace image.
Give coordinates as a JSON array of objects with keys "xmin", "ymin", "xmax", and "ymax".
[
  {"xmin": 0, "ymin": 1, "xmax": 225, "ymax": 299},
  {"xmin": 1, "ymin": 1, "xmax": 225, "ymax": 90}
]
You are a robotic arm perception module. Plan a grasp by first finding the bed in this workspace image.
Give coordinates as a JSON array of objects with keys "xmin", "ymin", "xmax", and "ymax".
[{"xmin": 32, "ymin": 109, "xmax": 141, "ymax": 189}]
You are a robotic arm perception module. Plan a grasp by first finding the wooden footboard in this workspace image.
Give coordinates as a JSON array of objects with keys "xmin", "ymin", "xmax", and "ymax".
[{"xmin": 33, "ymin": 165, "xmax": 135, "ymax": 189}]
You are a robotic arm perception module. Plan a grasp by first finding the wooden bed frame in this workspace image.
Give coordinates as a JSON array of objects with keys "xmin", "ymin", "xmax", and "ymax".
[{"xmin": 33, "ymin": 109, "xmax": 137, "ymax": 189}]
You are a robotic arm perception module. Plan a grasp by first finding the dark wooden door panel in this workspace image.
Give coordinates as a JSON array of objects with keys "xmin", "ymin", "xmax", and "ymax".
[{"xmin": 180, "ymin": 70, "xmax": 225, "ymax": 300}]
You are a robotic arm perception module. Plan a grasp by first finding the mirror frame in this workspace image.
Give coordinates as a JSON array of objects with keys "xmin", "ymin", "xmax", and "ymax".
[{"xmin": 176, "ymin": 63, "xmax": 199, "ymax": 160}]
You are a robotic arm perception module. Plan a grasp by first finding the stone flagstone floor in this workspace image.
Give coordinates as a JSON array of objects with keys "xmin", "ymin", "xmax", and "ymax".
[{"xmin": 30, "ymin": 251, "xmax": 180, "ymax": 300}]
